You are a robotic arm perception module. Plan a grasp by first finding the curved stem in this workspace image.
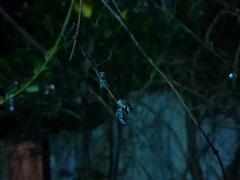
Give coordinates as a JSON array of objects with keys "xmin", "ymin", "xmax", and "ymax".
[{"xmin": 11, "ymin": 0, "xmax": 76, "ymax": 98}]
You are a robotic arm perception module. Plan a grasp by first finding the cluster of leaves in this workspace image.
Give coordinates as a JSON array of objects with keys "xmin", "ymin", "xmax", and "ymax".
[{"xmin": 115, "ymin": 99, "xmax": 133, "ymax": 125}]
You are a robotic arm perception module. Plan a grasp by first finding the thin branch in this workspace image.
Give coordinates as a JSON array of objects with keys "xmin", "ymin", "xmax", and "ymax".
[
  {"xmin": 234, "ymin": 42, "xmax": 240, "ymax": 71},
  {"xmin": 100, "ymin": 0, "xmax": 228, "ymax": 179},
  {"xmin": 60, "ymin": 108, "xmax": 81, "ymax": 120},
  {"xmin": 94, "ymin": 69, "xmax": 118, "ymax": 104},
  {"xmin": 88, "ymin": 87, "xmax": 114, "ymax": 114},
  {"xmin": 111, "ymin": 0, "xmax": 122, "ymax": 16},
  {"xmin": 80, "ymin": 46, "xmax": 118, "ymax": 104},
  {"xmin": 152, "ymin": 2, "xmax": 234, "ymax": 70},
  {"xmin": 95, "ymin": 51, "xmax": 112, "ymax": 67},
  {"xmin": 205, "ymin": 9, "xmax": 225, "ymax": 45},
  {"xmin": 232, "ymin": 40, "xmax": 240, "ymax": 88},
  {"xmin": 69, "ymin": 0, "xmax": 83, "ymax": 61}
]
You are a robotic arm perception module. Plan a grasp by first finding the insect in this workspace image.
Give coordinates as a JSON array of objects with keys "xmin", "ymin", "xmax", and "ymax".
[
  {"xmin": 228, "ymin": 72, "xmax": 237, "ymax": 80},
  {"xmin": 99, "ymin": 71, "xmax": 109, "ymax": 90},
  {"xmin": 115, "ymin": 99, "xmax": 133, "ymax": 125}
]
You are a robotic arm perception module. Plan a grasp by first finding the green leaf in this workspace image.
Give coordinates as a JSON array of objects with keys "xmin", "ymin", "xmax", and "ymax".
[
  {"xmin": 75, "ymin": 2, "xmax": 93, "ymax": 18},
  {"xmin": 26, "ymin": 85, "xmax": 40, "ymax": 93}
]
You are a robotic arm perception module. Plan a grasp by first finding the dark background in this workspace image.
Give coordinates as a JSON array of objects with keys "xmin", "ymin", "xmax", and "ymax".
[{"xmin": 0, "ymin": 0, "xmax": 240, "ymax": 179}]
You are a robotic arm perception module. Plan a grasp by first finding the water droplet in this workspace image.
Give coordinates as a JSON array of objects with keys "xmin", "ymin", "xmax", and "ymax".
[
  {"xmin": 13, "ymin": 80, "xmax": 19, "ymax": 86},
  {"xmin": 9, "ymin": 105, "xmax": 15, "ymax": 112},
  {"xmin": 49, "ymin": 84, "xmax": 55, "ymax": 90}
]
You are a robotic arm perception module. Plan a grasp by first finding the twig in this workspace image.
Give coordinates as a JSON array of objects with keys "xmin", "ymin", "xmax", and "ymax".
[
  {"xmin": 234, "ymin": 42, "xmax": 240, "ymax": 71},
  {"xmin": 69, "ymin": 0, "xmax": 83, "ymax": 61},
  {"xmin": 111, "ymin": 0, "xmax": 122, "ymax": 16},
  {"xmin": 95, "ymin": 51, "xmax": 112, "ymax": 67},
  {"xmin": 214, "ymin": 0, "xmax": 240, "ymax": 19},
  {"xmin": 205, "ymin": 9, "xmax": 225, "ymax": 45},
  {"xmin": 80, "ymin": 46, "xmax": 118, "ymax": 104},
  {"xmin": 152, "ymin": 1, "xmax": 234, "ymax": 70},
  {"xmin": 60, "ymin": 108, "xmax": 81, "ymax": 120},
  {"xmin": 94, "ymin": 69, "xmax": 118, "ymax": 103},
  {"xmin": 100, "ymin": 0, "xmax": 228, "ymax": 179},
  {"xmin": 88, "ymin": 87, "xmax": 114, "ymax": 114},
  {"xmin": 232, "ymin": 40, "xmax": 240, "ymax": 88},
  {"xmin": 0, "ymin": 5, "xmax": 67, "ymax": 66}
]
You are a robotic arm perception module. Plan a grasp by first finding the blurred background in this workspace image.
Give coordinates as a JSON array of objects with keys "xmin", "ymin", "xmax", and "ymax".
[{"xmin": 0, "ymin": 0, "xmax": 240, "ymax": 179}]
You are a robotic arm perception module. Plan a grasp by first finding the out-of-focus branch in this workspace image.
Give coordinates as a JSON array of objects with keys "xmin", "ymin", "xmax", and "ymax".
[
  {"xmin": 205, "ymin": 9, "xmax": 225, "ymax": 45},
  {"xmin": 0, "ymin": 5, "xmax": 45, "ymax": 55},
  {"xmin": 69, "ymin": 0, "xmax": 83, "ymax": 61},
  {"xmin": 232, "ymin": 41, "xmax": 240, "ymax": 88},
  {"xmin": 214, "ymin": 0, "xmax": 240, "ymax": 18}
]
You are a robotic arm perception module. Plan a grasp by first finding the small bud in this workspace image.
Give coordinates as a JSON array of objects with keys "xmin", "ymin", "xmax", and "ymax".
[{"xmin": 44, "ymin": 84, "xmax": 55, "ymax": 95}]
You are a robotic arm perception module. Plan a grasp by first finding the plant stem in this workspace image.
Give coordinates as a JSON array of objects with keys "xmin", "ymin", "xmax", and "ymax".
[
  {"xmin": 69, "ymin": 0, "xmax": 83, "ymax": 61},
  {"xmin": 11, "ymin": 0, "xmax": 76, "ymax": 98}
]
